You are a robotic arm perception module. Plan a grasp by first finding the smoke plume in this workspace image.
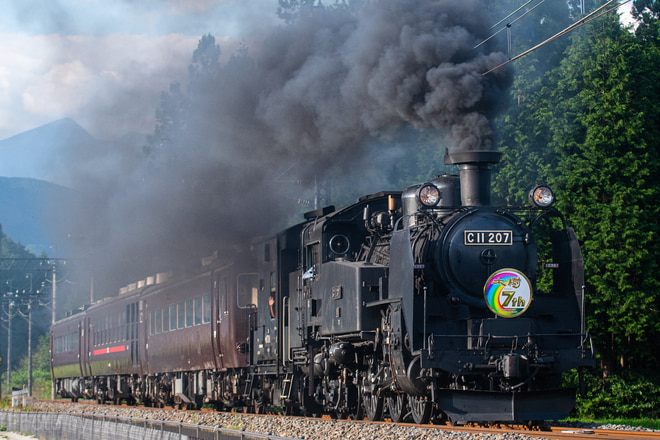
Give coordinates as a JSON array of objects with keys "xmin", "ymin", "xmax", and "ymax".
[{"xmin": 66, "ymin": 0, "xmax": 511, "ymax": 297}]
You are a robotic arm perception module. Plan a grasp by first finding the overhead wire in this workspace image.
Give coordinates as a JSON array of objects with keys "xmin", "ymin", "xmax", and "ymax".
[
  {"xmin": 481, "ymin": 0, "xmax": 631, "ymax": 75},
  {"xmin": 490, "ymin": 0, "xmax": 537, "ymax": 29},
  {"xmin": 476, "ymin": 0, "xmax": 552, "ymax": 50}
]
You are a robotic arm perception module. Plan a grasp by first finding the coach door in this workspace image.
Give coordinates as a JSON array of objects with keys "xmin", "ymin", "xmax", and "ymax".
[
  {"xmin": 126, "ymin": 301, "xmax": 140, "ymax": 368},
  {"xmin": 81, "ymin": 317, "xmax": 91, "ymax": 377},
  {"xmin": 213, "ymin": 274, "xmax": 226, "ymax": 370}
]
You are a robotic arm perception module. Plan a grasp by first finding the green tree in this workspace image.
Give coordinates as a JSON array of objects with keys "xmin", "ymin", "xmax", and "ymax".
[
  {"xmin": 631, "ymin": 0, "xmax": 660, "ymax": 41},
  {"xmin": 553, "ymin": 15, "xmax": 659, "ymax": 374},
  {"xmin": 3, "ymin": 335, "xmax": 51, "ymax": 399},
  {"xmin": 145, "ymin": 34, "xmax": 221, "ymax": 165},
  {"xmin": 188, "ymin": 34, "xmax": 221, "ymax": 84},
  {"xmin": 144, "ymin": 82, "xmax": 191, "ymax": 161},
  {"xmin": 496, "ymin": 12, "xmax": 660, "ymax": 374}
]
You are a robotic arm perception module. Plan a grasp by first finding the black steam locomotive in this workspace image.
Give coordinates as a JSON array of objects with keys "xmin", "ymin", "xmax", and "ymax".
[{"xmin": 51, "ymin": 150, "xmax": 594, "ymax": 424}]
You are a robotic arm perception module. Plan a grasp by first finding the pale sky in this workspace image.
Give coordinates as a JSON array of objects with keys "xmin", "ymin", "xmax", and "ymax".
[{"xmin": 0, "ymin": 0, "xmax": 280, "ymax": 141}]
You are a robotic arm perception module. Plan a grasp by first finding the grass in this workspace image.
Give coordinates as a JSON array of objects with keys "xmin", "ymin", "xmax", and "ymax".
[
  {"xmin": 563, "ymin": 417, "xmax": 660, "ymax": 430},
  {"xmin": 0, "ymin": 396, "xmax": 35, "ymax": 412},
  {"xmin": 225, "ymin": 410, "xmax": 246, "ymax": 431}
]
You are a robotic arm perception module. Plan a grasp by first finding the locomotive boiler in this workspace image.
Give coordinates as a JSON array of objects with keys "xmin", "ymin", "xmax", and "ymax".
[{"xmin": 51, "ymin": 150, "xmax": 594, "ymax": 424}]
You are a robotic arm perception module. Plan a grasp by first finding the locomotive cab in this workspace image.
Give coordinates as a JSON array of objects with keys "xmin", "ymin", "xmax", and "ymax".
[{"xmin": 298, "ymin": 196, "xmax": 396, "ymax": 337}]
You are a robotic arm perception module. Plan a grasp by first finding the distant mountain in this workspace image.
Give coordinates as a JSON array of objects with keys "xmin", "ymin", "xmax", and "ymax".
[
  {"xmin": 0, "ymin": 118, "xmax": 147, "ymax": 187},
  {"xmin": 0, "ymin": 118, "xmax": 147, "ymax": 255},
  {"xmin": 0, "ymin": 177, "xmax": 82, "ymax": 256},
  {"xmin": 0, "ymin": 118, "xmax": 95, "ymax": 186}
]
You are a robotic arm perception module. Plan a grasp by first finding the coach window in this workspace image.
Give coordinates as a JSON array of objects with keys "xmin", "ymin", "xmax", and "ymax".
[
  {"xmin": 203, "ymin": 294, "xmax": 211, "ymax": 323},
  {"xmin": 162, "ymin": 307, "xmax": 169, "ymax": 332},
  {"xmin": 170, "ymin": 304, "xmax": 177, "ymax": 330},
  {"xmin": 155, "ymin": 308, "xmax": 162, "ymax": 334},
  {"xmin": 218, "ymin": 277, "xmax": 228, "ymax": 319},
  {"xmin": 194, "ymin": 297, "xmax": 202, "ymax": 325},
  {"xmin": 185, "ymin": 299, "xmax": 193, "ymax": 327},
  {"xmin": 178, "ymin": 301, "xmax": 185, "ymax": 329},
  {"xmin": 237, "ymin": 273, "xmax": 258, "ymax": 308}
]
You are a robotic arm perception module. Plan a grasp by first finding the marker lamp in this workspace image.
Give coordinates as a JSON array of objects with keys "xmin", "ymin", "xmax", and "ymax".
[
  {"xmin": 418, "ymin": 184, "xmax": 440, "ymax": 207},
  {"xmin": 529, "ymin": 185, "xmax": 554, "ymax": 208}
]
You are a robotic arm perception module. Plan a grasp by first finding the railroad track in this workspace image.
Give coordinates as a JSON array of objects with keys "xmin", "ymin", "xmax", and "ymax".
[
  {"xmin": 360, "ymin": 420, "xmax": 660, "ymax": 440},
  {"xmin": 30, "ymin": 399, "xmax": 659, "ymax": 440}
]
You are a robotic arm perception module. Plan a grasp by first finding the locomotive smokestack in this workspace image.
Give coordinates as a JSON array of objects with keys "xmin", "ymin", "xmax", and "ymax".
[{"xmin": 444, "ymin": 150, "xmax": 502, "ymax": 206}]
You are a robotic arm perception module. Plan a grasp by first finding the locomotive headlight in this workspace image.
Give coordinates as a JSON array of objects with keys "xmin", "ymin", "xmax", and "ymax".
[
  {"xmin": 529, "ymin": 185, "xmax": 555, "ymax": 208},
  {"xmin": 418, "ymin": 184, "xmax": 440, "ymax": 207}
]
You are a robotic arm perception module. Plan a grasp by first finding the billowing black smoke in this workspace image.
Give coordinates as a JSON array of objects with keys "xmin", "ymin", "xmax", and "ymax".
[{"xmin": 67, "ymin": 0, "xmax": 511, "ymax": 298}]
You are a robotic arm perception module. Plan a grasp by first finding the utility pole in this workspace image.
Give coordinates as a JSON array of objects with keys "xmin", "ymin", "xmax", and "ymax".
[
  {"xmin": 52, "ymin": 263, "xmax": 57, "ymax": 326},
  {"xmin": 313, "ymin": 176, "xmax": 331, "ymax": 209},
  {"xmin": 6, "ymin": 301, "xmax": 11, "ymax": 390},
  {"xmin": 51, "ymin": 261, "xmax": 57, "ymax": 400},
  {"xmin": 14, "ymin": 274, "xmax": 36, "ymax": 396},
  {"xmin": 14, "ymin": 298, "xmax": 35, "ymax": 396},
  {"xmin": 26, "ymin": 275, "xmax": 33, "ymax": 396},
  {"xmin": 27, "ymin": 301, "xmax": 32, "ymax": 396}
]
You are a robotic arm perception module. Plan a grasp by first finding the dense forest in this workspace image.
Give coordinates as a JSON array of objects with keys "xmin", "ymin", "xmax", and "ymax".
[
  {"xmin": 1, "ymin": 0, "xmax": 658, "ymax": 420},
  {"xmin": 491, "ymin": 0, "xmax": 660, "ymax": 419}
]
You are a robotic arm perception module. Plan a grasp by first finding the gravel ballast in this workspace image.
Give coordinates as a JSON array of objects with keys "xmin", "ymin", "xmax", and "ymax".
[
  {"xmin": 25, "ymin": 400, "xmax": 546, "ymax": 440},
  {"xmin": 16, "ymin": 400, "xmax": 659, "ymax": 440}
]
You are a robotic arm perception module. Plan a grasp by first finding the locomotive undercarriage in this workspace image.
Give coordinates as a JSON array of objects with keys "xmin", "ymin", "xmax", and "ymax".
[
  {"xmin": 305, "ymin": 303, "xmax": 577, "ymax": 425},
  {"xmin": 339, "ymin": 342, "xmax": 573, "ymax": 424}
]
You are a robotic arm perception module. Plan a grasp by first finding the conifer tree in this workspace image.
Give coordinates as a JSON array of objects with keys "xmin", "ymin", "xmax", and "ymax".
[{"xmin": 496, "ymin": 12, "xmax": 660, "ymax": 372}]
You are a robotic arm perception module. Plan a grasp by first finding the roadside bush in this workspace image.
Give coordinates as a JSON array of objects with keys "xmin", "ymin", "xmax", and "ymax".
[{"xmin": 564, "ymin": 369, "xmax": 660, "ymax": 419}]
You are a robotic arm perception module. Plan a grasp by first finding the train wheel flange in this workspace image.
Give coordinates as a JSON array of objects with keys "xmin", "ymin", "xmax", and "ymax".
[
  {"xmin": 409, "ymin": 395, "xmax": 432, "ymax": 424},
  {"xmin": 385, "ymin": 393, "xmax": 407, "ymax": 423},
  {"xmin": 363, "ymin": 392, "xmax": 384, "ymax": 421}
]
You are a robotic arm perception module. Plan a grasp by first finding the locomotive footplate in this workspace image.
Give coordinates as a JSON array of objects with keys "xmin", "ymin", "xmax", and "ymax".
[{"xmin": 435, "ymin": 387, "xmax": 577, "ymax": 423}]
